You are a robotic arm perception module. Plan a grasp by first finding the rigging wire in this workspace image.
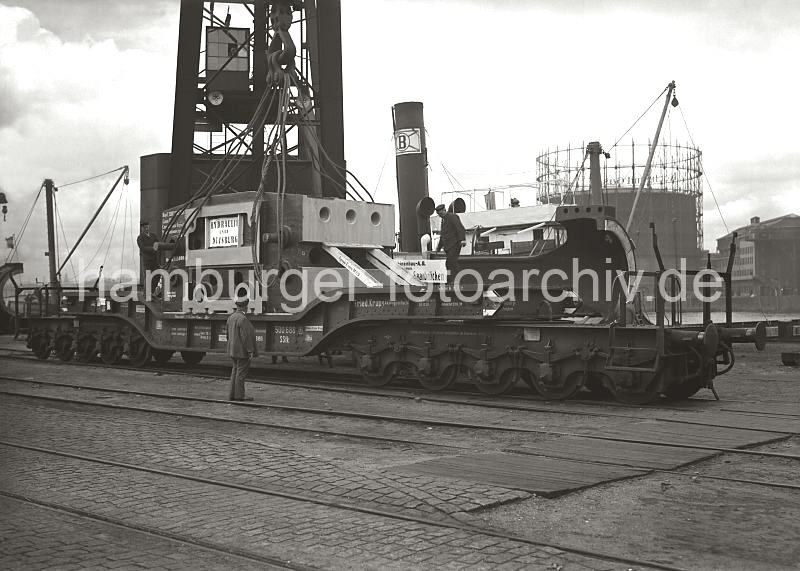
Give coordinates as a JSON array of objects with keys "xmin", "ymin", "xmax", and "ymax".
[
  {"xmin": 5, "ymin": 184, "xmax": 43, "ymax": 263},
  {"xmin": 252, "ymin": 74, "xmax": 292, "ymax": 288},
  {"xmin": 121, "ymin": 186, "xmax": 129, "ymax": 280},
  {"xmin": 53, "ymin": 191, "xmax": 60, "ymax": 274},
  {"xmin": 371, "ymin": 134, "xmax": 395, "ymax": 199},
  {"xmin": 440, "ymin": 161, "xmax": 468, "ymax": 195},
  {"xmin": 126, "ymin": 186, "xmax": 139, "ymax": 275},
  {"xmin": 162, "ymin": 82, "xmax": 279, "ymax": 265},
  {"xmin": 289, "ymin": 72, "xmax": 374, "ymax": 202},
  {"xmin": 677, "ymin": 105, "xmax": 730, "ymax": 235},
  {"xmin": 607, "ymin": 85, "xmax": 669, "ymax": 153},
  {"xmin": 100, "ymin": 191, "xmax": 124, "ymax": 271},
  {"xmin": 83, "ymin": 187, "xmax": 126, "ymax": 274},
  {"xmin": 55, "ymin": 203, "xmax": 77, "ymax": 283},
  {"xmin": 58, "ymin": 166, "xmax": 127, "ymax": 189}
]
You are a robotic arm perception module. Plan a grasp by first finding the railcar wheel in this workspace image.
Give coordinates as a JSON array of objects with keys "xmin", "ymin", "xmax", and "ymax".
[
  {"xmin": 31, "ymin": 334, "xmax": 51, "ymax": 361},
  {"xmin": 474, "ymin": 366, "xmax": 521, "ymax": 395},
  {"xmin": 100, "ymin": 337, "xmax": 124, "ymax": 365},
  {"xmin": 664, "ymin": 378, "xmax": 704, "ymax": 400},
  {"xmin": 419, "ymin": 364, "xmax": 459, "ymax": 391},
  {"xmin": 152, "ymin": 349, "xmax": 175, "ymax": 364},
  {"xmin": 129, "ymin": 336, "xmax": 152, "ymax": 368},
  {"xmin": 75, "ymin": 335, "xmax": 97, "ymax": 363},
  {"xmin": 609, "ymin": 371, "xmax": 663, "ymax": 405},
  {"xmin": 54, "ymin": 334, "xmax": 74, "ymax": 362},
  {"xmin": 181, "ymin": 351, "xmax": 205, "ymax": 365},
  {"xmin": 361, "ymin": 361, "xmax": 402, "ymax": 387},
  {"xmin": 522, "ymin": 371, "xmax": 537, "ymax": 391},
  {"xmin": 584, "ymin": 372, "xmax": 612, "ymax": 397},
  {"xmin": 528, "ymin": 369, "xmax": 583, "ymax": 400}
]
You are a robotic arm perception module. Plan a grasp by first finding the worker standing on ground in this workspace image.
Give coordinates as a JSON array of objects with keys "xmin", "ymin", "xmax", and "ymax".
[
  {"xmin": 435, "ymin": 204, "xmax": 466, "ymax": 282},
  {"xmin": 227, "ymin": 294, "xmax": 258, "ymax": 401}
]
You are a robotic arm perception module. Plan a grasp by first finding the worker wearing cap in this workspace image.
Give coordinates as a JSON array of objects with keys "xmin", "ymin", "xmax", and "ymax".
[
  {"xmin": 137, "ymin": 222, "xmax": 160, "ymax": 294},
  {"xmin": 137, "ymin": 222, "xmax": 159, "ymax": 271},
  {"xmin": 227, "ymin": 294, "xmax": 259, "ymax": 401},
  {"xmin": 435, "ymin": 204, "xmax": 466, "ymax": 282}
]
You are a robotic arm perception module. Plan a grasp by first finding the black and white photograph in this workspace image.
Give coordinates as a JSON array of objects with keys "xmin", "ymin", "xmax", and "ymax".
[{"xmin": 0, "ymin": 1, "xmax": 798, "ymax": 569}]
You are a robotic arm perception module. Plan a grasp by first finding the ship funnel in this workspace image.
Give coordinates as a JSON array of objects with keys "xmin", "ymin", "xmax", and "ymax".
[{"xmin": 393, "ymin": 102, "xmax": 429, "ymax": 252}]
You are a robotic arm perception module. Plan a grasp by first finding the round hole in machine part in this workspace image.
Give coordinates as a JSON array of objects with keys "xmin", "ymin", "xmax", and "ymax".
[
  {"xmin": 319, "ymin": 207, "xmax": 331, "ymax": 222},
  {"xmin": 308, "ymin": 246, "xmax": 324, "ymax": 265},
  {"xmin": 346, "ymin": 209, "xmax": 357, "ymax": 224},
  {"xmin": 371, "ymin": 212, "xmax": 381, "ymax": 226}
]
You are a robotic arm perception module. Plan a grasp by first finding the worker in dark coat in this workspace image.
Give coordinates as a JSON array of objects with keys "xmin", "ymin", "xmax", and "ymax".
[
  {"xmin": 435, "ymin": 204, "xmax": 466, "ymax": 282},
  {"xmin": 137, "ymin": 222, "xmax": 159, "ymax": 271},
  {"xmin": 137, "ymin": 222, "xmax": 160, "ymax": 294},
  {"xmin": 227, "ymin": 294, "xmax": 259, "ymax": 401}
]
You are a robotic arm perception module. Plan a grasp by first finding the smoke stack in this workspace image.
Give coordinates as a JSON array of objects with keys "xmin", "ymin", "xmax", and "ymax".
[
  {"xmin": 393, "ymin": 102, "xmax": 429, "ymax": 252},
  {"xmin": 750, "ymin": 216, "xmax": 760, "ymax": 225}
]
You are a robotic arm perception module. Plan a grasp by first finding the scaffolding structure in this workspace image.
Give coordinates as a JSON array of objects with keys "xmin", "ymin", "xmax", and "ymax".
[{"xmin": 535, "ymin": 141, "xmax": 704, "ymax": 250}]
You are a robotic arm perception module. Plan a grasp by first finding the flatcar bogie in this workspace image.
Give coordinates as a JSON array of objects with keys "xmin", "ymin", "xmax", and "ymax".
[
  {"xmin": 152, "ymin": 350, "xmax": 175, "ymax": 364},
  {"xmin": 180, "ymin": 351, "xmax": 205, "ymax": 366}
]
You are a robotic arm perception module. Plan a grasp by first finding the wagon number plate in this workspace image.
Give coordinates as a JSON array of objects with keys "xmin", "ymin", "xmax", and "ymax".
[{"xmin": 523, "ymin": 328, "xmax": 541, "ymax": 342}]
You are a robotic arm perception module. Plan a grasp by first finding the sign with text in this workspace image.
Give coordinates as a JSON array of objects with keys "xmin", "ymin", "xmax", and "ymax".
[
  {"xmin": 394, "ymin": 128, "xmax": 422, "ymax": 155},
  {"xmin": 396, "ymin": 258, "xmax": 447, "ymax": 283},
  {"xmin": 208, "ymin": 216, "xmax": 240, "ymax": 248},
  {"xmin": 161, "ymin": 207, "xmax": 198, "ymax": 241}
]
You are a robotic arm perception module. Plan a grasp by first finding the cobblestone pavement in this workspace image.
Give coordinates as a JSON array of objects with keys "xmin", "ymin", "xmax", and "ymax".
[
  {"xmin": 0, "ymin": 445, "xmax": 633, "ymax": 570},
  {"xmin": 0, "ymin": 398, "xmax": 529, "ymax": 520},
  {"xmin": 0, "ymin": 496, "xmax": 277, "ymax": 570}
]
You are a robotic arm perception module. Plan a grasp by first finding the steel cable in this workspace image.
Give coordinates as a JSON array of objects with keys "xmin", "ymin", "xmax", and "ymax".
[
  {"xmin": 5, "ymin": 184, "xmax": 43, "ymax": 263},
  {"xmin": 58, "ymin": 166, "xmax": 127, "ymax": 189}
]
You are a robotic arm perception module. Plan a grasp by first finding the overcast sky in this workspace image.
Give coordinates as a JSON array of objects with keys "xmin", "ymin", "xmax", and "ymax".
[{"xmin": 1, "ymin": 0, "xmax": 798, "ymax": 282}]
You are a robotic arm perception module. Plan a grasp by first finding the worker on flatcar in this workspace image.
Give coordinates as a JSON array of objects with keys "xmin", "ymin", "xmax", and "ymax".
[
  {"xmin": 227, "ymin": 293, "xmax": 259, "ymax": 401},
  {"xmin": 137, "ymin": 222, "xmax": 160, "ymax": 295},
  {"xmin": 435, "ymin": 204, "xmax": 466, "ymax": 282}
]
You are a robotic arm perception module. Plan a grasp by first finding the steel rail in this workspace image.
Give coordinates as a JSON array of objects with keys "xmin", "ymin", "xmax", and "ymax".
[
  {"xmin": 0, "ymin": 351, "xmax": 797, "ymax": 433},
  {"xmin": 4, "ymin": 388, "xmax": 797, "ymax": 496},
  {"xmin": 7, "ymin": 386, "xmax": 798, "ymax": 493},
  {"xmin": 1, "ymin": 377, "xmax": 797, "ymax": 462}
]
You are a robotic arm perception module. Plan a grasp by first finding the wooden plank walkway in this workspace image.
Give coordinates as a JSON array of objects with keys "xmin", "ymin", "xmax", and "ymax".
[
  {"xmin": 722, "ymin": 403, "xmax": 800, "ymax": 418},
  {"xmin": 510, "ymin": 436, "xmax": 713, "ymax": 470},
  {"xmin": 584, "ymin": 420, "xmax": 786, "ymax": 449},
  {"xmin": 653, "ymin": 412, "xmax": 800, "ymax": 434},
  {"xmin": 396, "ymin": 452, "xmax": 646, "ymax": 497}
]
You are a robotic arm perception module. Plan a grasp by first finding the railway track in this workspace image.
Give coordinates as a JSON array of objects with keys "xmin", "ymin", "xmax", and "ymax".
[
  {"xmin": 0, "ymin": 439, "xmax": 683, "ymax": 571},
  {"xmin": 1, "ymin": 348, "xmax": 795, "ymax": 426},
  {"xmin": 2, "ymin": 375, "xmax": 797, "ymax": 472},
  {"xmin": 3, "ymin": 363, "xmax": 797, "ymax": 569}
]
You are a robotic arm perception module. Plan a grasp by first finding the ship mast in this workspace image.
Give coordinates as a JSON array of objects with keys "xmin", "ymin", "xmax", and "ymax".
[{"xmin": 43, "ymin": 179, "xmax": 58, "ymax": 287}]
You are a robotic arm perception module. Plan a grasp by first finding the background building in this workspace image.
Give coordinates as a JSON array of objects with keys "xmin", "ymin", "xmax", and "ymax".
[{"xmin": 712, "ymin": 214, "xmax": 800, "ymax": 297}]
